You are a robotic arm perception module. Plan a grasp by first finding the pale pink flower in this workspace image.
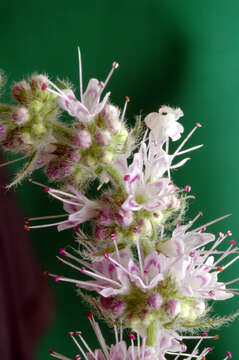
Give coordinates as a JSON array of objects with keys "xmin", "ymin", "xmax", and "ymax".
[{"xmin": 48, "ymin": 49, "xmax": 119, "ymax": 124}]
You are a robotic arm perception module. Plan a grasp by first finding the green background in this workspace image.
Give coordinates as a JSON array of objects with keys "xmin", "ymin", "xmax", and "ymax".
[{"xmin": 0, "ymin": 0, "xmax": 239, "ymax": 358}]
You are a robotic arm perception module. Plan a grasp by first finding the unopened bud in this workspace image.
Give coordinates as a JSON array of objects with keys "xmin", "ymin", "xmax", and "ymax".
[
  {"xmin": 12, "ymin": 107, "xmax": 29, "ymax": 124},
  {"xmin": 166, "ymin": 299, "xmax": 181, "ymax": 318},
  {"xmin": 147, "ymin": 293, "xmax": 163, "ymax": 310},
  {"xmin": 96, "ymin": 130, "xmax": 112, "ymax": 146},
  {"xmin": 116, "ymin": 127, "xmax": 128, "ymax": 143},
  {"xmin": 75, "ymin": 129, "xmax": 92, "ymax": 149},
  {"xmin": 30, "ymin": 100, "xmax": 43, "ymax": 113},
  {"xmin": 12, "ymin": 80, "xmax": 30, "ymax": 104},
  {"xmin": 101, "ymin": 104, "xmax": 121, "ymax": 133},
  {"xmin": 0, "ymin": 124, "xmax": 8, "ymax": 142},
  {"xmin": 30, "ymin": 74, "xmax": 48, "ymax": 91},
  {"xmin": 99, "ymin": 151, "xmax": 113, "ymax": 164},
  {"xmin": 32, "ymin": 123, "xmax": 47, "ymax": 136}
]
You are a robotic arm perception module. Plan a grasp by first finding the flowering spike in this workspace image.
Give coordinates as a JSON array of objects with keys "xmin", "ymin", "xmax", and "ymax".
[{"xmin": 1, "ymin": 48, "xmax": 238, "ymax": 360}]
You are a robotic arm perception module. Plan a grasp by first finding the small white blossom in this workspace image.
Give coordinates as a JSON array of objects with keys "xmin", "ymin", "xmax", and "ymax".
[{"xmin": 144, "ymin": 105, "xmax": 184, "ymax": 145}]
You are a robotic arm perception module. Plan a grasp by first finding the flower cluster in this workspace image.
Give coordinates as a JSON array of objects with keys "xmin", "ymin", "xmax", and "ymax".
[{"xmin": 0, "ymin": 49, "xmax": 237, "ymax": 358}]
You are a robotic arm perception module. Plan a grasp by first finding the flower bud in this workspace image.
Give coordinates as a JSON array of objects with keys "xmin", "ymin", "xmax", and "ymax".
[
  {"xmin": 194, "ymin": 300, "xmax": 205, "ymax": 316},
  {"xmin": 0, "ymin": 124, "xmax": 8, "ymax": 142},
  {"xmin": 75, "ymin": 129, "xmax": 92, "ymax": 149},
  {"xmin": 32, "ymin": 123, "xmax": 47, "ymax": 136},
  {"xmin": 85, "ymin": 155, "xmax": 97, "ymax": 167},
  {"xmin": 30, "ymin": 74, "xmax": 48, "ymax": 91},
  {"xmin": 116, "ymin": 208, "xmax": 134, "ymax": 227},
  {"xmin": 165, "ymin": 299, "xmax": 181, "ymax": 318},
  {"xmin": 98, "ymin": 207, "xmax": 113, "ymax": 226},
  {"xmin": 138, "ymin": 218, "xmax": 152, "ymax": 236},
  {"xmin": 102, "ymin": 104, "xmax": 121, "ymax": 133},
  {"xmin": 72, "ymin": 168, "xmax": 84, "ymax": 183},
  {"xmin": 0, "ymin": 71, "xmax": 6, "ymax": 92},
  {"xmin": 96, "ymin": 130, "xmax": 112, "ymax": 146},
  {"xmin": 21, "ymin": 129, "xmax": 33, "ymax": 145},
  {"xmin": 30, "ymin": 100, "xmax": 43, "ymax": 114},
  {"xmin": 93, "ymin": 224, "xmax": 107, "ymax": 240},
  {"xmin": 147, "ymin": 293, "xmax": 163, "ymax": 310},
  {"xmin": 99, "ymin": 151, "xmax": 113, "ymax": 164},
  {"xmin": 116, "ymin": 127, "xmax": 128, "ymax": 143},
  {"xmin": 12, "ymin": 81, "xmax": 30, "ymax": 104},
  {"xmin": 12, "ymin": 107, "xmax": 29, "ymax": 125}
]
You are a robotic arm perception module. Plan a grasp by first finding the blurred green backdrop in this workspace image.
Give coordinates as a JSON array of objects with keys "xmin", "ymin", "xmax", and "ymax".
[{"xmin": 0, "ymin": 0, "xmax": 239, "ymax": 358}]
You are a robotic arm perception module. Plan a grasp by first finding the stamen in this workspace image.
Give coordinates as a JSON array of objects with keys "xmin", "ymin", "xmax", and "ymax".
[
  {"xmin": 79, "ymin": 265, "xmax": 121, "ymax": 287},
  {"xmin": 48, "ymin": 191, "xmax": 80, "ymax": 206},
  {"xmin": 70, "ymin": 333, "xmax": 89, "ymax": 360},
  {"xmin": 141, "ymin": 336, "xmax": 146, "ymax": 360},
  {"xmin": 120, "ymin": 320, "xmax": 123, "ymax": 342},
  {"xmin": 220, "ymin": 255, "xmax": 239, "ymax": 271},
  {"xmin": 78, "ymin": 47, "xmax": 83, "ymax": 101},
  {"xmin": 28, "ymin": 178, "xmax": 80, "ymax": 200},
  {"xmin": 129, "ymin": 334, "xmax": 135, "ymax": 360},
  {"xmin": 49, "ymin": 350, "xmax": 72, "ymax": 360},
  {"xmin": 89, "ymin": 318, "xmax": 110, "ymax": 360},
  {"xmin": 136, "ymin": 236, "xmax": 144, "ymax": 278},
  {"xmin": 47, "ymin": 79, "xmax": 68, "ymax": 98},
  {"xmin": 113, "ymin": 239, "xmax": 120, "ymax": 261},
  {"xmin": 175, "ymin": 144, "xmax": 203, "ymax": 156},
  {"xmin": 0, "ymin": 154, "xmax": 28, "ymax": 168},
  {"xmin": 48, "ymin": 272, "xmax": 105, "ymax": 289},
  {"xmin": 172, "ymin": 124, "xmax": 202, "ymax": 160},
  {"xmin": 193, "ymin": 214, "xmax": 231, "ymax": 232},
  {"xmin": 100, "ymin": 61, "xmax": 119, "ymax": 93},
  {"xmin": 224, "ymin": 277, "xmax": 239, "ymax": 286},
  {"xmin": 213, "ymin": 245, "xmax": 235, "ymax": 266},
  {"xmin": 27, "ymin": 214, "xmax": 68, "ymax": 222},
  {"xmin": 120, "ymin": 96, "xmax": 130, "ymax": 122},
  {"xmin": 223, "ymin": 351, "xmax": 232, "ymax": 360},
  {"xmin": 188, "ymin": 338, "xmax": 203, "ymax": 358},
  {"xmin": 75, "ymin": 331, "xmax": 96, "ymax": 359},
  {"xmin": 114, "ymin": 325, "xmax": 118, "ymax": 345},
  {"xmin": 28, "ymin": 220, "xmax": 69, "ymax": 230},
  {"xmin": 189, "ymin": 211, "xmax": 203, "ymax": 227},
  {"xmin": 137, "ymin": 333, "xmax": 140, "ymax": 358},
  {"xmin": 59, "ymin": 249, "xmax": 98, "ymax": 274},
  {"xmin": 181, "ymin": 334, "xmax": 218, "ymax": 340}
]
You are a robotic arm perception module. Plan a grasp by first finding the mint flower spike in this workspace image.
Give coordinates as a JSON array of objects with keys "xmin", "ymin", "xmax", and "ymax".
[{"xmin": 47, "ymin": 48, "xmax": 119, "ymax": 124}]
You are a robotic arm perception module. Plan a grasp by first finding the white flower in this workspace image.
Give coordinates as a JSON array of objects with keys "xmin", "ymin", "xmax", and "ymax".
[{"xmin": 144, "ymin": 105, "xmax": 184, "ymax": 145}]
